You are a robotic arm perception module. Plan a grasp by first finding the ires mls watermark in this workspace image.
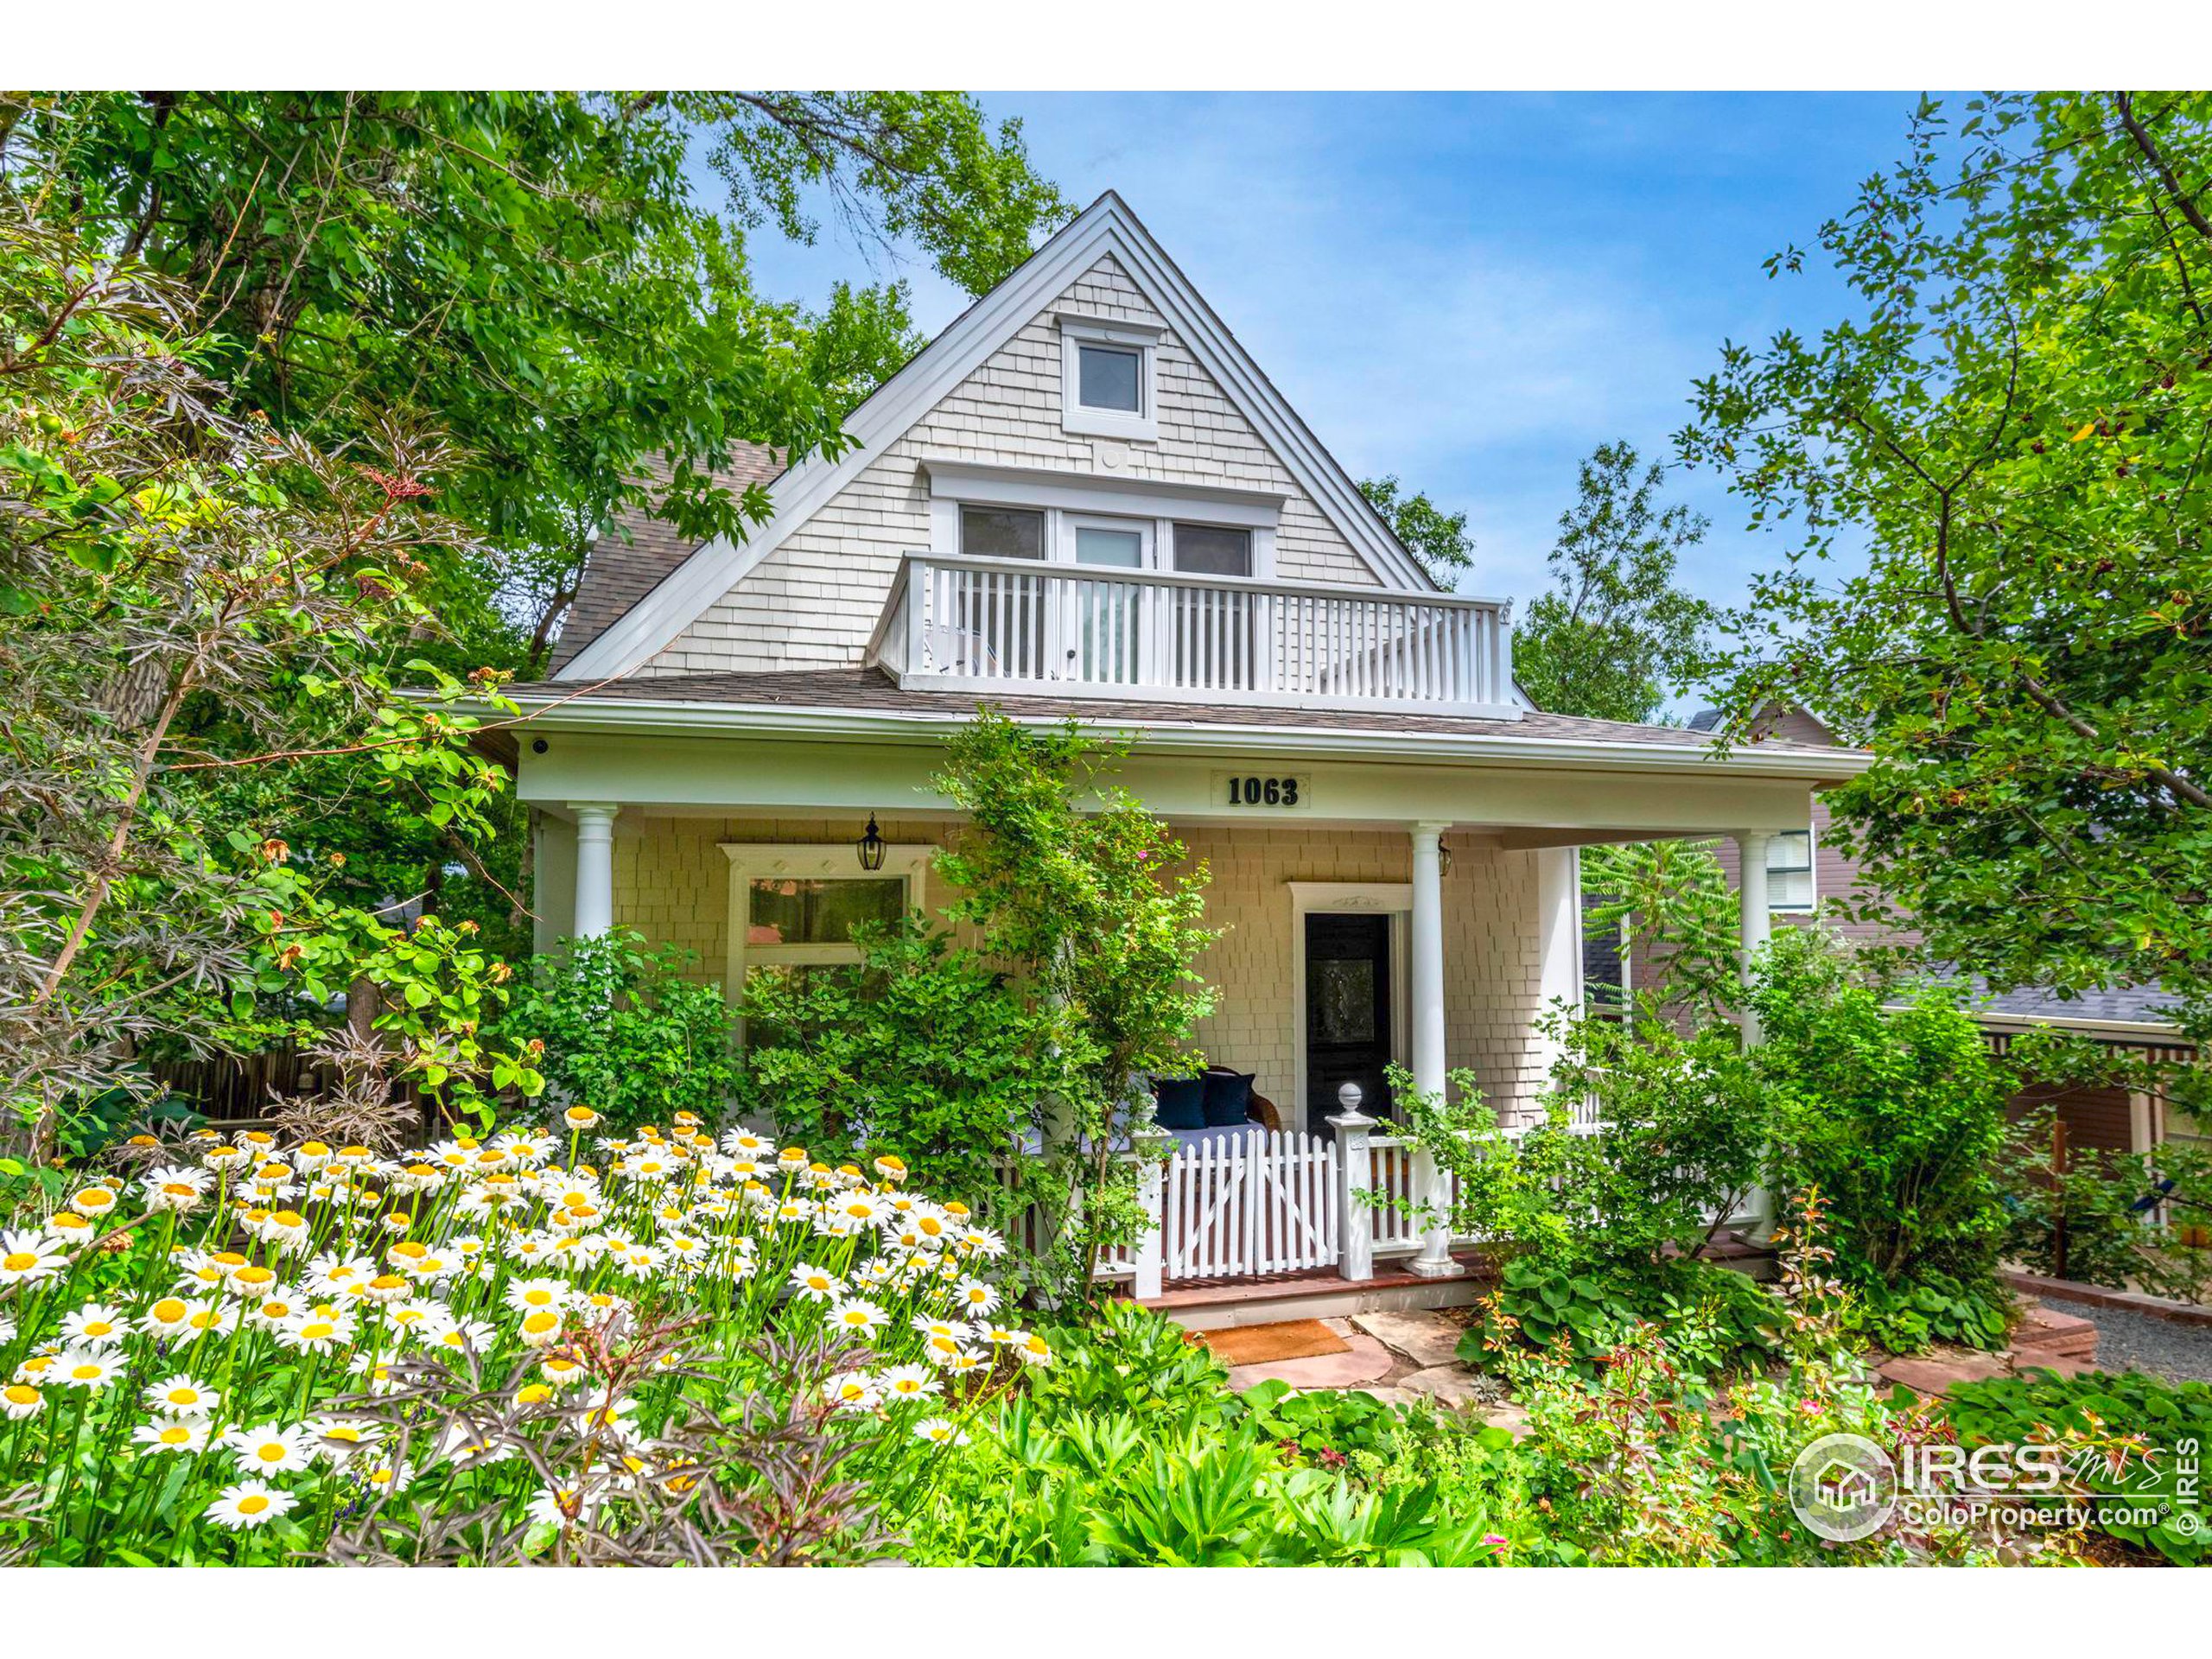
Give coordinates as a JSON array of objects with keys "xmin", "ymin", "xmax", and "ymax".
[{"xmin": 1789, "ymin": 1430, "xmax": 2205, "ymax": 1543}]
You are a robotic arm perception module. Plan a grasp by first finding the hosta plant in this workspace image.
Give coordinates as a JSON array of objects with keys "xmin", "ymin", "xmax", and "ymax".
[{"xmin": 0, "ymin": 1115, "xmax": 1043, "ymax": 1564}]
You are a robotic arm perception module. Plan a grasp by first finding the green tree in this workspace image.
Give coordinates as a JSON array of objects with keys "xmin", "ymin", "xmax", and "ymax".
[
  {"xmin": 1513, "ymin": 441, "xmax": 1715, "ymax": 725},
  {"xmin": 2, "ymin": 91, "xmax": 1065, "ymax": 668},
  {"xmin": 1678, "ymin": 92, "xmax": 2212, "ymax": 1042},
  {"xmin": 0, "ymin": 200, "xmax": 533, "ymax": 1173},
  {"xmin": 1358, "ymin": 474, "xmax": 1474, "ymax": 586}
]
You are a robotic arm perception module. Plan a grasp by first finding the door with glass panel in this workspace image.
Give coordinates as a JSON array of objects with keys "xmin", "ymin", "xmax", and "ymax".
[
  {"xmin": 952, "ymin": 505, "xmax": 1046, "ymax": 678},
  {"xmin": 1058, "ymin": 516, "xmax": 1149, "ymax": 687}
]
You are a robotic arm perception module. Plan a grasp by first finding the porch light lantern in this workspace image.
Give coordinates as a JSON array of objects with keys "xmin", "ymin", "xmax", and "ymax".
[
  {"xmin": 855, "ymin": 814, "xmax": 888, "ymax": 872},
  {"xmin": 1437, "ymin": 844, "xmax": 1453, "ymax": 880}
]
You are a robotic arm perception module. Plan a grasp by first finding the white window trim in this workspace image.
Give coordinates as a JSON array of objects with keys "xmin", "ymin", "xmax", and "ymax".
[
  {"xmin": 719, "ymin": 842, "xmax": 934, "ymax": 1011},
  {"xmin": 1058, "ymin": 314, "xmax": 1160, "ymax": 442},
  {"xmin": 928, "ymin": 464, "xmax": 1279, "ymax": 581},
  {"xmin": 1766, "ymin": 828, "xmax": 1816, "ymax": 914}
]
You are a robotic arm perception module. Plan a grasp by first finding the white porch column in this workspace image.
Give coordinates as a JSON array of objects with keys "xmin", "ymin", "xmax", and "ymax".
[
  {"xmin": 1734, "ymin": 830, "xmax": 1773, "ymax": 1043},
  {"xmin": 1408, "ymin": 822, "xmax": 1463, "ymax": 1278},
  {"xmin": 1532, "ymin": 845, "xmax": 1584, "ymax": 1083},
  {"xmin": 1733, "ymin": 830, "xmax": 1775, "ymax": 1234},
  {"xmin": 569, "ymin": 803, "xmax": 620, "ymax": 939}
]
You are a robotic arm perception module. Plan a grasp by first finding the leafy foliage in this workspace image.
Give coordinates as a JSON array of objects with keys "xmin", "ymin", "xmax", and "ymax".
[
  {"xmin": 931, "ymin": 710, "xmax": 1220, "ymax": 1291},
  {"xmin": 0, "ymin": 196, "xmax": 530, "ymax": 1177},
  {"xmin": 734, "ymin": 918, "xmax": 1090, "ymax": 1249},
  {"xmin": 1679, "ymin": 92, "xmax": 2212, "ymax": 1048},
  {"xmin": 497, "ymin": 929, "xmax": 736, "ymax": 1139},
  {"xmin": 4, "ymin": 91, "xmax": 1066, "ymax": 663},
  {"xmin": 1357, "ymin": 474, "xmax": 1475, "ymax": 585},
  {"xmin": 1942, "ymin": 1370, "xmax": 2212, "ymax": 1565},
  {"xmin": 1580, "ymin": 838, "xmax": 1742, "ymax": 1020},
  {"xmin": 1511, "ymin": 440, "xmax": 1716, "ymax": 724},
  {"xmin": 1463, "ymin": 1255, "xmax": 1783, "ymax": 1379},
  {"xmin": 1755, "ymin": 931, "xmax": 2018, "ymax": 1347}
]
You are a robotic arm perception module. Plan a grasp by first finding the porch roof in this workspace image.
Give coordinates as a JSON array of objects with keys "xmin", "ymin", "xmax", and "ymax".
[{"xmin": 493, "ymin": 666, "xmax": 1866, "ymax": 783}]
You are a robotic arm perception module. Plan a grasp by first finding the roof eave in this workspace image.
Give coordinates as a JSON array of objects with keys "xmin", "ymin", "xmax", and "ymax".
[{"xmin": 482, "ymin": 690, "xmax": 1873, "ymax": 781}]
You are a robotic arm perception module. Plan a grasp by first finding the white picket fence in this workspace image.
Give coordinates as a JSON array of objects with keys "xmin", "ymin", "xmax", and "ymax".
[
  {"xmin": 994, "ymin": 1109, "xmax": 1621, "ymax": 1293},
  {"xmin": 1161, "ymin": 1130, "xmax": 1341, "ymax": 1280}
]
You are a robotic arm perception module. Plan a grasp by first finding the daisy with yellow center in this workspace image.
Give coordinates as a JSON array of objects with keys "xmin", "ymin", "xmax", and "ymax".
[
  {"xmin": 224, "ymin": 1422, "xmax": 315, "ymax": 1474},
  {"xmin": 143, "ymin": 1375, "xmax": 219, "ymax": 1414},
  {"xmin": 60, "ymin": 1303, "xmax": 129, "ymax": 1346},
  {"xmin": 2, "ymin": 1383, "xmax": 44, "ymax": 1420},
  {"xmin": 0, "ymin": 1230, "xmax": 66, "ymax": 1286},
  {"xmin": 206, "ymin": 1482, "xmax": 297, "ymax": 1530},
  {"xmin": 912, "ymin": 1417, "xmax": 969, "ymax": 1447},
  {"xmin": 67, "ymin": 1185, "xmax": 119, "ymax": 1217},
  {"xmin": 133, "ymin": 1417, "xmax": 212, "ymax": 1455}
]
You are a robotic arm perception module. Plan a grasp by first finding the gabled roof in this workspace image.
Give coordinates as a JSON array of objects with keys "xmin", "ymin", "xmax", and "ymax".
[
  {"xmin": 547, "ymin": 445, "xmax": 784, "ymax": 674},
  {"xmin": 556, "ymin": 192, "xmax": 1437, "ymax": 681}
]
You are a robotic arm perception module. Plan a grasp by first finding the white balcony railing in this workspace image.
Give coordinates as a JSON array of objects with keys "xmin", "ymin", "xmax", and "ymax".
[{"xmin": 867, "ymin": 553, "xmax": 1518, "ymax": 717}]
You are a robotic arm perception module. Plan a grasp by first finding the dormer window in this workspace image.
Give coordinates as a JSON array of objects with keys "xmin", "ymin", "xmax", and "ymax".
[{"xmin": 1058, "ymin": 314, "xmax": 1160, "ymax": 442}]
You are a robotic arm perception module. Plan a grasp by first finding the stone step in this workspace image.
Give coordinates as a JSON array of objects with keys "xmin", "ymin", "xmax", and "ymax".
[{"xmin": 2012, "ymin": 1303, "xmax": 2098, "ymax": 1358}]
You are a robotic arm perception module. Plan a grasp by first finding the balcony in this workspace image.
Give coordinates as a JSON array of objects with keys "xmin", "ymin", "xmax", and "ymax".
[{"xmin": 866, "ymin": 553, "xmax": 1519, "ymax": 718}]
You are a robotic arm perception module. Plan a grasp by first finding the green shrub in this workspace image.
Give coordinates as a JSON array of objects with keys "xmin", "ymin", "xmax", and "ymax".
[
  {"xmin": 1940, "ymin": 1370, "xmax": 2212, "ymax": 1565},
  {"xmin": 733, "ymin": 918, "xmax": 1086, "ymax": 1236},
  {"xmin": 1755, "ymin": 931, "xmax": 2017, "ymax": 1347},
  {"xmin": 498, "ymin": 927, "xmax": 735, "ymax": 1136},
  {"xmin": 1459, "ymin": 1255, "xmax": 1784, "ymax": 1378},
  {"xmin": 1019, "ymin": 1299, "xmax": 1230, "ymax": 1434},
  {"xmin": 1226, "ymin": 1382, "xmax": 1402, "ymax": 1465},
  {"xmin": 906, "ymin": 1399, "xmax": 1499, "ymax": 1567}
]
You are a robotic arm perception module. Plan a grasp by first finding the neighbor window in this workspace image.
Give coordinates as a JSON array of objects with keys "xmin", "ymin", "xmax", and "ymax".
[
  {"xmin": 1766, "ymin": 830, "xmax": 1815, "ymax": 912},
  {"xmin": 1077, "ymin": 344, "xmax": 1142, "ymax": 413},
  {"xmin": 1172, "ymin": 523, "xmax": 1253, "ymax": 577},
  {"xmin": 959, "ymin": 505, "xmax": 1044, "ymax": 560}
]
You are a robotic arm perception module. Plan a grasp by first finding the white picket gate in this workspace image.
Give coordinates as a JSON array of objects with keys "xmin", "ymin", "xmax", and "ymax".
[{"xmin": 1161, "ymin": 1130, "xmax": 1340, "ymax": 1281}]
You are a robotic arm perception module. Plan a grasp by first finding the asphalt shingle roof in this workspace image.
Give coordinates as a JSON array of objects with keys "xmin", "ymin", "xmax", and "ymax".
[
  {"xmin": 505, "ymin": 664, "xmax": 1853, "ymax": 755},
  {"xmin": 546, "ymin": 445, "xmax": 785, "ymax": 673}
]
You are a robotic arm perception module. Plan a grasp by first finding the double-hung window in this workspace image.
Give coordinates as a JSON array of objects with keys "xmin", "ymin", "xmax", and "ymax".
[{"xmin": 1766, "ymin": 830, "xmax": 1815, "ymax": 912}]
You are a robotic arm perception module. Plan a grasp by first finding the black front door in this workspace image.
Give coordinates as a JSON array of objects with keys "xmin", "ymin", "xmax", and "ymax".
[{"xmin": 1306, "ymin": 913, "xmax": 1394, "ymax": 1123}]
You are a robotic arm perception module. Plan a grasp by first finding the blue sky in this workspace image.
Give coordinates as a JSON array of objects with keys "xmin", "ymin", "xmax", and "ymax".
[{"xmin": 727, "ymin": 92, "xmax": 1916, "ymax": 617}]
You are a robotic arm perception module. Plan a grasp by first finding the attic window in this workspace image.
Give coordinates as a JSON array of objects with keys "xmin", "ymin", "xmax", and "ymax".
[
  {"xmin": 1077, "ymin": 345, "xmax": 1141, "ymax": 412},
  {"xmin": 1058, "ymin": 314, "xmax": 1160, "ymax": 442}
]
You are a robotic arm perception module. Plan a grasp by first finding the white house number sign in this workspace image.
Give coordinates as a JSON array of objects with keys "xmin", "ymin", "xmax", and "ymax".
[{"xmin": 1216, "ymin": 772, "xmax": 1309, "ymax": 809}]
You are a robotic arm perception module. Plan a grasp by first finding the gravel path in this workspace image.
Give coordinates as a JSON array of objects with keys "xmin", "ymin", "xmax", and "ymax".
[{"xmin": 2041, "ymin": 1296, "xmax": 2212, "ymax": 1385}]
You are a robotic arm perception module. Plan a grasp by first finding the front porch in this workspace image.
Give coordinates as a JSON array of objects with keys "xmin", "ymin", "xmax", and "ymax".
[{"xmin": 508, "ymin": 677, "xmax": 1853, "ymax": 1294}]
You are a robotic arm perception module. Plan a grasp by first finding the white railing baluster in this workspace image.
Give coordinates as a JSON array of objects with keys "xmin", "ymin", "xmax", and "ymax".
[{"xmin": 870, "ymin": 553, "xmax": 1517, "ymax": 715}]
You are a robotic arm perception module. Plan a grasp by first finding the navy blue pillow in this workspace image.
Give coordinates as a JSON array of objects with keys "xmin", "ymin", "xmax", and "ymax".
[
  {"xmin": 1153, "ymin": 1075, "xmax": 1206, "ymax": 1132},
  {"xmin": 1201, "ymin": 1070, "xmax": 1255, "ymax": 1128}
]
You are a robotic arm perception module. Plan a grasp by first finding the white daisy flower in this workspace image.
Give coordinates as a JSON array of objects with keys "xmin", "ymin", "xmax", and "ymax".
[
  {"xmin": 0, "ymin": 1230, "xmax": 67, "ymax": 1287},
  {"xmin": 912, "ymin": 1416, "xmax": 969, "ymax": 1447},
  {"xmin": 224, "ymin": 1422, "xmax": 315, "ymax": 1475},
  {"xmin": 828, "ymin": 1298, "xmax": 890, "ymax": 1336},
  {"xmin": 205, "ymin": 1481, "xmax": 298, "ymax": 1530},
  {"xmin": 134, "ymin": 1416, "xmax": 213, "ymax": 1455},
  {"xmin": 2, "ymin": 1382, "xmax": 45, "ymax": 1420},
  {"xmin": 143, "ymin": 1375, "xmax": 219, "ymax": 1414},
  {"xmin": 59, "ymin": 1302, "xmax": 130, "ymax": 1347}
]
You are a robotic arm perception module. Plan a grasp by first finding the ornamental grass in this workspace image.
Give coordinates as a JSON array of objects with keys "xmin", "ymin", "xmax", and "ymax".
[{"xmin": 0, "ymin": 1111, "xmax": 1045, "ymax": 1564}]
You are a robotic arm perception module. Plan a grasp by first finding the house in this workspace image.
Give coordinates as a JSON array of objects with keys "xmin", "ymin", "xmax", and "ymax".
[
  {"xmin": 1585, "ymin": 705, "xmax": 2202, "ymax": 1161},
  {"xmin": 492, "ymin": 194, "xmax": 1864, "ymax": 1311}
]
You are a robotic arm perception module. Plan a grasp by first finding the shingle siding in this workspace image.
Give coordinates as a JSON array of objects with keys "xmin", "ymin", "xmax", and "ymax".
[{"xmin": 644, "ymin": 255, "xmax": 1381, "ymax": 677}]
